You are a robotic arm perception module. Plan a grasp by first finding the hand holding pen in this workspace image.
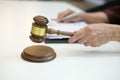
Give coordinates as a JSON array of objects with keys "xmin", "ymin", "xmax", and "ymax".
[
  {"xmin": 57, "ymin": 9, "xmax": 108, "ymax": 23},
  {"xmin": 57, "ymin": 9, "xmax": 83, "ymax": 23}
]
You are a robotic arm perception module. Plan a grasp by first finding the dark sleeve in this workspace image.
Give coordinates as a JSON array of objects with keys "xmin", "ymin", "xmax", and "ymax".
[{"xmin": 104, "ymin": 5, "xmax": 120, "ymax": 24}]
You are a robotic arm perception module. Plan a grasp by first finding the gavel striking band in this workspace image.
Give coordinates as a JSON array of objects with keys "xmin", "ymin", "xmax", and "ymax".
[{"xmin": 30, "ymin": 15, "xmax": 74, "ymax": 43}]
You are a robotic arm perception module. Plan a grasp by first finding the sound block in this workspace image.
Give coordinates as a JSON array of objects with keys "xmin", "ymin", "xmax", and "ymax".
[{"xmin": 21, "ymin": 45, "xmax": 56, "ymax": 62}]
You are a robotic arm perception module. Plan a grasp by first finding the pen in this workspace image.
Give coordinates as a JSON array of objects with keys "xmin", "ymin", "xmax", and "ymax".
[
  {"xmin": 60, "ymin": 12, "xmax": 84, "ymax": 21},
  {"xmin": 51, "ymin": 12, "xmax": 84, "ymax": 22}
]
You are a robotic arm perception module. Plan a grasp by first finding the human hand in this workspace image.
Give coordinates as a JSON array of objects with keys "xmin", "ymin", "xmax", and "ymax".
[
  {"xmin": 57, "ymin": 9, "xmax": 109, "ymax": 23},
  {"xmin": 68, "ymin": 23, "xmax": 120, "ymax": 47},
  {"xmin": 57, "ymin": 9, "xmax": 75, "ymax": 22}
]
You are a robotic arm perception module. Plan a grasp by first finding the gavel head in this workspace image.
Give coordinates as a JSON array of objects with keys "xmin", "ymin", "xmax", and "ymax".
[{"xmin": 30, "ymin": 15, "xmax": 49, "ymax": 43}]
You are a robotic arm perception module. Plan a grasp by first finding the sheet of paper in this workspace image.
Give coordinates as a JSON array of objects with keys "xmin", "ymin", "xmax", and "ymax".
[{"xmin": 47, "ymin": 20, "xmax": 87, "ymax": 39}]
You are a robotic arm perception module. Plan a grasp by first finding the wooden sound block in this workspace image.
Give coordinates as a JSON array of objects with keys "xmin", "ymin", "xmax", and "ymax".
[{"xmin": 21, "ymin": 45, "xmax": 56, "ymax": 62}]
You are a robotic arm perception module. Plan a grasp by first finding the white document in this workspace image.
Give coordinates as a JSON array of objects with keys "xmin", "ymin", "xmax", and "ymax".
[{"xmin": 47, "ymin": 20, "xmax": 87, "ymax": 39}]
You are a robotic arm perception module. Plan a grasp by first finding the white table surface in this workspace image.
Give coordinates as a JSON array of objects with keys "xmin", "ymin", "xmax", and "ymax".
[{"xmin": 0, "ymin": 1, "xmax": 120, "ymax": 80}]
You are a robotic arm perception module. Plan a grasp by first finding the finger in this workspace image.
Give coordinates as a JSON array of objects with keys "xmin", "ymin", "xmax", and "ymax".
[
  {"xmin": 84, "ymin": 40, "xmax": 93, "ymax": 47},
  {"xmin": 68, "ymin": 28, "xmax": 86, "ymax": 43},
  {"xmin": 83, "ymin": 32, "xmax": 97, "ymax": 46},
  {"xmin": 77, "ymin": 31, "xmax": 95, "ymax": 46},
  {"xmin": 78, "ymin": 33, "xmax": 89, "ymax": 44},
  {"xmin": 91, "ymin": 43, "xmax": 101, "ymax": 47},
  {"xmin": 83, "ymin": 36, "xmax": 94, "ymax": 46},
  {"xmin": 57, "ymin": 9, "xmax": 74, "ymax": 22},
  {"xmin": 90, "ymin": 38, "xmax": 101, "ymax": 47},
  {"xmin": 63, "ymin": 16, "xmax": 82, "ymax": 23}
]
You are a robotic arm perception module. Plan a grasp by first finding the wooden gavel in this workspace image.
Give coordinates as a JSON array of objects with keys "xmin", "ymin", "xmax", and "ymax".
[{"xmin": 30, "ymin": 15, "xmax": 74, "ymax": 43}]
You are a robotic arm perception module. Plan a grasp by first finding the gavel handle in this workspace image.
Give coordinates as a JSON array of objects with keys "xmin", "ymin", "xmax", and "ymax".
[{"xmin": 47, "ymin": 28, "xmax": 74, "ymax": 36}]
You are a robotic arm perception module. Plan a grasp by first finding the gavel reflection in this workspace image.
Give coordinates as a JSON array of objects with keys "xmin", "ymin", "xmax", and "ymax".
[{"xmin": 30, "ymin": 15, "xmax": 74, "ymax": 43}]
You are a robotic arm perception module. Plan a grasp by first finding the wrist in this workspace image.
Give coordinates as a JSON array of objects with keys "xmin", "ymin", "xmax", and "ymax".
[
  {"xmin": 111, "ymin": 25, "xmax": 120, "ymax": 42},
  {"xmin": 81, "ymin": 12, "xmax": 109, "ymax": 23}
]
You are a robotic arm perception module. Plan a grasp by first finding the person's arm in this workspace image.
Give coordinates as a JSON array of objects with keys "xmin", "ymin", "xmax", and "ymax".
[
  {"xmin": 104, "ymin": 5, "xmax": 120, "ymax": 24},
  {"xmin": 68, "ymin": 23, "xmax": 120, "ymax": 47},
  {"xmin": 57, "ymin": 5, "xmax": 120, "ymax": 24}
]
